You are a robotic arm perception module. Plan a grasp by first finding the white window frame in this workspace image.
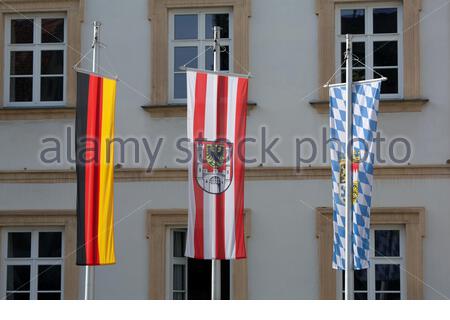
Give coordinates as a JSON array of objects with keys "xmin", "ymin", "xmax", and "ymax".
[
  {"xmin": 0, "ymin": 227, "xmax": 65, "ymax": 300},
  {"xmin": 335, "ymin": 2, "xmax": 403, "ymax": 99},
  {"xmin": 166, "ymin": 227, "xmax": 188, "ymax": 300},
  {"xmin": 4, "ymin": 13, "xmax": 67, "ymax": 107},
  {"xmin": 168, "ymin": 8, "xmax": 234, "ymax": 104},
  {"xmin": 336, "ymin": 225, "xmax": 407, "ymax": 300}
]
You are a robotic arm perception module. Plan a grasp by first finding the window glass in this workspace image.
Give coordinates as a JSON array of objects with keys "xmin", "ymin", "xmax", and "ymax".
[
  {"xmin": 174, "ymin": 46, "xmax": 198, "ymax": 70},
  {"xmin": 173, "ymin": 231, "xmax": 185, "ymax": 258},
  {"xmin": 375, "ymin": 230, "xmax": 400, "ymax": 257},
  {"xmin": 341, "ymin": 69, "xmax": 366, "ymax": 83},
  {"xmin": 11, "ymin": 19, "xmax": 34, "ymax": 43},
  {"xmin": 8, "ymin": 232, "xmax": 32, "ymax": 258},
  {"xmin": 38, "ymin": 265, "xmax": 61, "ymax": 291},
  {"xmin": 41, "ymin": 50, "xmax": 64, "ymax": 74},
  {"xmin": 41, "ymin": 77, "xmax": 64, "ymax": 101},
  {"xmin": 174, "ymin": 73, "xmax": 187, "ymax": 99},
  {"xmin": 376, "ymin": 68, "xmax": 398, "ymax": 94},
  {"xmin": 39, "ymin": 232, "xmax": 62, "ymax": 257},
  {"xmin": 173, "ymin": 264, "xmax": 186, "ymax": 300},
  {"xmin": 373, "ymin": 8, "xmax": 397, "ymax": 34},
  {"xmin": 6, "ymin": 292, "xmax": 30, "ymax": 300},
  {"xmin": 205, "ymin": 14, "xmax": 229, "ymax": 39},
  {"xmin": 376, "ymin": 292, "xmax": 401, "ymax": 300},
  {"xmin": 375, "ymin": 264, "xmax": 401, "ymax": 291},
  {"xmin": 341, "ymin": 9, "xmax": 365, "ymax": 34},
  {"xmin": 340, "ymin": 42, "xmax": 365, "ymax": 67},
  {"xmin": 205, "ymin": 46, "xmax": 230, "ymax": 71},
  {"xmin": 174, "ymin": 15, "xmax": 198, "ymax": 39},
  {"xmin": 10, "ymin": 51, "xmax": 33, "ymax": 75},
  {"xmin": 10, "ymin": 78, "xmax": 33, "ymax": 102},
  {"xmin": 41, "ymin": 18, "xmax": 64, "ymax": 43},
  {"xmin": 374, "ymin": 41, "xmax": 398, "ymax": 66},
  {"xmin": 38, "ymin": 292, "xmax": 61, "ymax": 300},
  {"xmin": 7, "ymin": 265, "xmax": 30, "ymax": 291}
]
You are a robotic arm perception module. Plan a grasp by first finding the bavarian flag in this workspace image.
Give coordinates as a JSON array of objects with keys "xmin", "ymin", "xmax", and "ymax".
[{"xmin": 75, "ymin": 72, "xmax": 117, "ymax": 266}]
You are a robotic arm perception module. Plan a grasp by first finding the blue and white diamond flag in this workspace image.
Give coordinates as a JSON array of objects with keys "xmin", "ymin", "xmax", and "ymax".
[{"xmin": 329, "ymin": 80, "xmax": 382, "ymax": 270}]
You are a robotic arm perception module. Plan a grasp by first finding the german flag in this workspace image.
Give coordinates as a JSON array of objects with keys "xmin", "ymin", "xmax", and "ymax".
[{"xmin": 76, "ymin": 72, "xmax": 116, "ymax": 266}]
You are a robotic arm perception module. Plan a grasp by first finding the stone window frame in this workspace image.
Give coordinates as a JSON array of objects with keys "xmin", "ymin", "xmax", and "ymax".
[
  {"xmin": 146, "ymin": 0, "xmax": 251, "ymax": 117},
  {"xmin": 147, "ymin": 209, "xmax": 251, "ymax": 300},
  {"xmin": 0, "ymin": 0, "xmax": 84, "ymax": 120},
  {"xmin": 316, "ymin": 207, "xmax": 425, "ymax": 299},
  {"xmin": 0, "ymin": 210, "xmax": 79, "ymax": 300},
  {"xmin": 312, "ymin": 0, "xmax": 428, "ymax": 113}
]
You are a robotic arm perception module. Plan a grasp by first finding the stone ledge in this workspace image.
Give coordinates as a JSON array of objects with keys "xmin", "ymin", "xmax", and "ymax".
[
  {"xmin": 1, "ymin": 165, "xmax": 449, "ymax": 183},
  {"xmin": 142, "ymin": 102, "xmax": 257, "ymax": 118},
  {"xmin": 0, "ymin": 106, "xmax": 76, "ymax": 120},
  {"xmin": 309, "ymin": 98, "xmax": 429, "ymax": 114}
]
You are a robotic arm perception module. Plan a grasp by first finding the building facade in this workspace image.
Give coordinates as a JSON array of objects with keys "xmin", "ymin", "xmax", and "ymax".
[{"xmin": 0, "ymin": 0, "xmax": 449, "ymax": 299}]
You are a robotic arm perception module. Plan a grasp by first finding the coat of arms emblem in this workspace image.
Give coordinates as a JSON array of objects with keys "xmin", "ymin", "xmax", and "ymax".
[
  {"xmin": 339, "ymin": 151, "xmax": 360, "ymax": 204},
  {"xmin": 195, "ymin": 139, "xmax": 233, "ymax": 194}
]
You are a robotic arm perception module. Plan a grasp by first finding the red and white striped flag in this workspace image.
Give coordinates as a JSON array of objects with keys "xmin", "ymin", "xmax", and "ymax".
[{"xmin": 185, "ymin": 70, "xmax": 248, "ymax": 260}]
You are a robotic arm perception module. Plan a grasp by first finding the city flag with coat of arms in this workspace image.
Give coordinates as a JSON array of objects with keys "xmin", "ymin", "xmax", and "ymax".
[
  {"xmin": 329, "ymin": 80, "xmax": 382, "ymax": 270},
  {"xmin": 185, "ymin": 70, "xmax": 249, "ymax": 260}
]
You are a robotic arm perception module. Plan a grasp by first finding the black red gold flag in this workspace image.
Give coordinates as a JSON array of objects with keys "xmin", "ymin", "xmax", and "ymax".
[{"xmin": 75, "ymin": 72, "xmax": 116, "ymax": 266}]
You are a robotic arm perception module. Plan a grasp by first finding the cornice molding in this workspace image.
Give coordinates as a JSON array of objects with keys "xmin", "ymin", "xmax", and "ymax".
[{"xmin": 1, "ymin": 165, "xmax": 450, "ymax": 183}]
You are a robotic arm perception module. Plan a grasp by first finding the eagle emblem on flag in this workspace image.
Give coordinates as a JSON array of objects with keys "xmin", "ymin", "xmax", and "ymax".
[
  {"xmin": 195, "ymin": 139, "xmax": 233, "ymax": 195},
  {"xmin": 338, "ymin": 151, "xmax": 360, "ymax": 204}
]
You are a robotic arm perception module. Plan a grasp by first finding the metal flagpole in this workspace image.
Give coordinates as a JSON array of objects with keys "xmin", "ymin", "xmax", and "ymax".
[
  {"xmin": 344, "ymin": 34, "xmax": 354, "ymax": 300},
  {"xmin": 84, "ymin": 20, "xmax": 101, "ymax": 301},
  {"xmin": 211, "ymin": 25, "xmax": 222, "ymax": 301}
]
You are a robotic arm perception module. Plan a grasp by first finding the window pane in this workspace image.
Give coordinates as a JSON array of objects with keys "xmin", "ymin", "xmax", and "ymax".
[
  {"xmin": 376, "ymin": 68, "xmax": 398, "ymax": 94},
  {"xmin": 38, "ymin": 265, "xmax": 62, "ymax": 291},
  {"xmin": 375, "ymin": 230, "xmax": 400, "ymax": 257},
  {"xmin": 341, "ymin": 9, "xmax": 365, "ymax": 35},
  {"xmin": 41, "ymin": 76, "xmax": 64, "ymax": 101},
  {"xmin": 10, "ymin": 77, "xmax": 33, "ymax": 102},
  {"xmin": 11, "ymin": 19, "xmax": 34, "ymax": 44},
  {"xmin": 355, "ymin": 292, "xmax": 368, "ymax": 300},
  {"xmin": 39, "ymin": 232, "xmax": 62, "ymax": 257},
  {"xmin": 374, "ymin": 41, "xmax": 398, "ymax": 66},
  {"xmin": 41, "ymin": 18, "xmax": 64, "ymax": 43},
  {"xmin": 342, "ymin": 270, "xmax": 367, "ymax": 291},
  {"xmin": 6, "ymin": 292, "xmax": 30, "ymax": 300},
  {"xmin": 7, "ymin": 265, "xmax": 30, "ymax": 291},
  {"xmin": 173, "ymin": 292, "xmax": 185, "ymax": 300},
  {"xmin": 354, "ymin": 269, "xmax": 367, "ymax": 291},
  {"xmin": 10, "ymin": 51, "xmax": 33, "ymax": 75},
  {"xmin": 38, "ymin": 292, "xmax": 61, "ymax": 300},
  {"xmin": 375, "ymin": 264, "xmax": 400, "ymax": 291},
  {"xmin": 174, "ymin": 46, "xmax": 198, "ymax": 71},
  {"xmin": 173, "ymin": 231, "xmax": 186, "ymax": 258},
  {"xmin": 341, "ymin": 69, "xmax": 365, "ymax": 82},
  {"xmin": 174, "ymin": 14, "xmax": 198, "ymax": 40},
  {"xmin": 340, "ymin": 42, "xmax": 365, "ymax": 67},
  {"xmin": 8, "ymin": 232, "xmax": 31, "ymax": 258},
  {"xmin": 205, "ymin": 46, "xmax": 230, "ymax": 71},
  {"xmin": 376, "ymin": 292, "xmax": 401, "ymax": 300},
  {"xmin": 205, "ymin": 14, "xmax": 229, "ymax": 39},
  {"xmin": 173, "ymin": 264, "xmax": 185, "ymax": 291},
  {"xmin": 41, "ymin": 50, "xmax": 64, "ymax": 74},
  {"xmin": 373, "ymin": 8, "xmax": 397, "ymax": 34},
  {"xmin": 174, "ymin": 73, "xmax": 187, "ymax": 99}
]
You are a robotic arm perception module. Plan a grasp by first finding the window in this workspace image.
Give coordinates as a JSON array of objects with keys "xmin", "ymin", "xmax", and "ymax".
[
  {"xmin": 1, "ymin": 228, "xmax": 64, "ymax": 300},
  {"xmin": 166, "ymin": 228, "xmax": 230, "ymax": 300},
  {"xmin": 168, "ymin": 9, "xmax": 233, "ymax": 102},
  {"xmin": 337, "ymin": 226, "xmax": 406, "ymax": 300},
  {"xmin": 335, "ymin": 4, "xmax": 403, "ymax": 97},
  {"xmin": 4, "ymin": 13, "xmax": 67, "ymax": 106}
]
